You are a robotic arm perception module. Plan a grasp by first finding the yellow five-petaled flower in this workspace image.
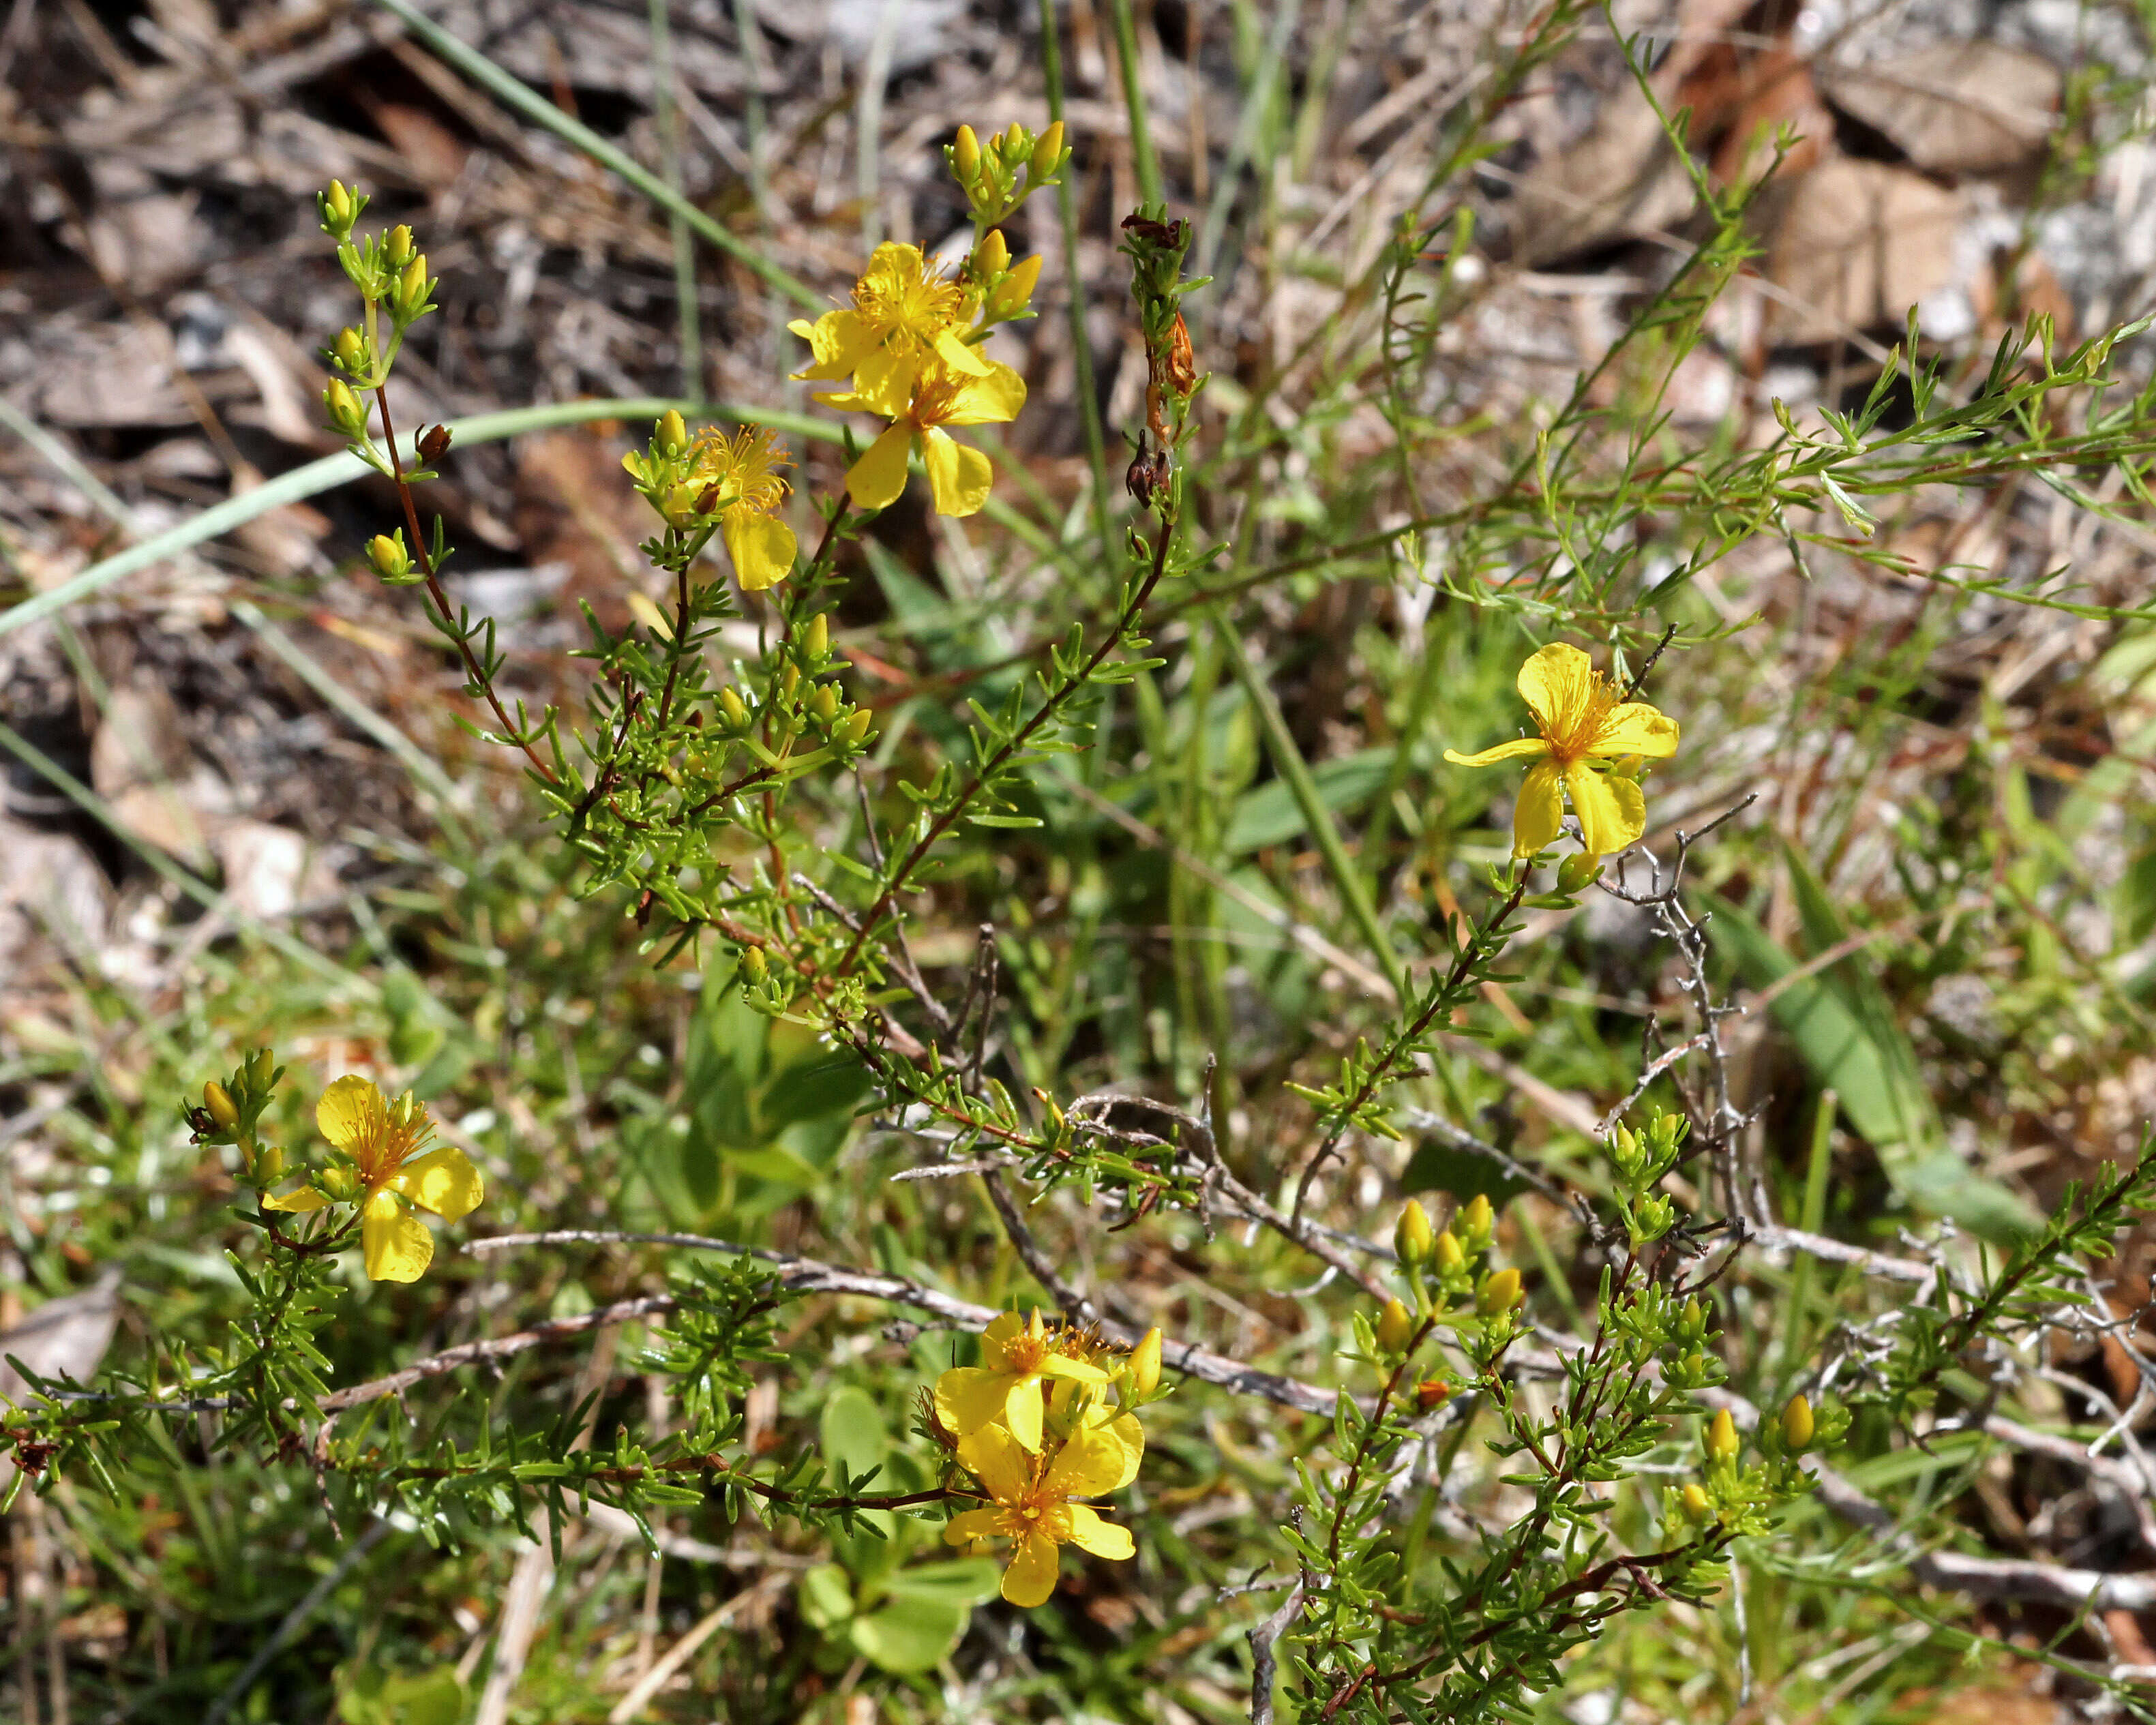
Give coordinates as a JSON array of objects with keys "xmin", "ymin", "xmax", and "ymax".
[
  {"xmin": 943, "ymin": 1422, "xmax": 1136, "ymax": 1608},
  {"xmin": 265, "ymin": 1076, "xmax": 483, "ymax": 1282},
  {"xmin": 789, "ymin": 241, "xmax": 988, "ymax": 419},
  {"xmin": 935, "ymin": 1309, "xmax": 1108, "ymax": 1452},
  {"xmin": 685, "ymin": 425, "xmax": 796, "ymax": 591},
  {"xmin": 824, "ymin": 361, "xmax": 1025, "ymax": 519},
  {"xmin": 1444, "ymin": 642, "xmax": 1679, "ymax": 860}
]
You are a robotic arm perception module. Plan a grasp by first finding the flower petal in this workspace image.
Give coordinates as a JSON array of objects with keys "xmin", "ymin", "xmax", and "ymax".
[
  {"xmin": 1000, "ymin": 1373, "xmax": 1046, "ymax": 1451},
  {"xmin": 921, "ymin": 430, "xmax": 993, "ymax": 518},
  {"xmin": 1512, "ymin": 758, "xmax": 1566, "ymax": 857},
  {"xmin": 723, "ymin": 511, "xmax": 798, "ymax": 592},
  {"xmin": 942, "ymin": 1507, "xmax": 1003, "ymax": 1545},
  {"xmin": 1001, "ymin": 1532, "xmax": 1060, "ymax": 1608},
  {"xmin": 957, "ymin": 1422, "xmax": 1031, "ymax": 1502},
  {"xmin": 388, "ymin": 1145, "xmax": 483, "ymax": 1223},
  {"xmin": 361, "ymin": 1190, "xmax": 435, "ymax": 1282},
  {"xmin": 1037, "ymin": 1354, "xmax": 1111, "ymax": 1385},
  {"xmin": 1062, "ymin": 1503, "xmax": 1135, "ymax": 1560},
  {"xmin": 933, "ymin": 327, "xmax": 991, "ymax": 377},
  {"xmin": 261, "ymin": 1184, "xmax": 330, "ymax": 1212},
  {"xmin": 1516, "ymin": 643, "xmax": 1594, "ymax": 739},
  {"xmin": 844, "ymin": 425, "xmax": 914, "ymax": 511},
  {"xmin": 1095, "ymin": 1413, "xmax": 1145, "ymax": 1490},
  {"xmin": 1565, "ymin": 762, "xmax": 1647, "ymax": 858},
  {"xmin": 790, "ymin": 310, "xmax": 872, "ymax": 381},
  {"xmin": 1593, "ymin": 702, "xmax": 1679, "ymax": 760},
  {"xmin": 979, "ymin": 1312, "xmax": 1023, "ymax": 1370},
  {"xmin": 1043, "ymin": 1425, "xmax": 1131, "ymax": 1498},
  {"xmin": 940, "ymin": 363, "xmax": 1027, "ymax": 427},
  {"xmin": 316, "ymin": 1075, "xmax": 383, "ymax": 1153},
  {"xmin": 1443, "ymin": 738, "xmax": 1551, "ymax": 768},
  {"xmin": 852, "ymin": 344, "xmax": 916, "ymax": 419},
  {"xmin": 935, "ymin": 1367, "xmax": 1014, "ymax": 1439}
]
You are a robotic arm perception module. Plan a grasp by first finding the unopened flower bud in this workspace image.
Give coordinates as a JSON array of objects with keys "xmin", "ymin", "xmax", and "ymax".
[
  {"xmin": 385, "ymin": 224, "xmax": 415, "ymax": 269},
  {"xmin": 953, "ymin": 123, "xmax": 980, "ymax": 181},
  {"xmin": 1555, "ymin": 851, "xmax": 1602, "ymax": 895},
  {"xmin": 1414, "ymin": 1378, "xmax": 1451, "ymax": 1411},
  {"xmin": 658, "ymin": 409, "xmax": 689, "ymax": 456},
  {"xmin": 247, "ymin": 1049, "xmax": 274, "ymax": 1085},
  {"xmin": 1375, "ymin": 1297, "xmax": 1414, "ymax": 1355},
  {"xmin": 1781, "ymin": 1393, "xmax": 1814, "ymax": 1452},
  {"xmin": 1681, "ymin": 1482, "xmax": 1712, "ymax": 1520},
  {"xmin": 1001, "ymin": 121, "xmax": 1026, "ymax": 159},
  {"xmin": 1434, "ymin": 1229, "xmax": 1465, "ymax": 1273},
  {"xmin": 1458, "ymin": 1192, "xmax": 1493, "ymax": 1250},
  {"xmin": 740, "ymin": 944, "xmax": 766, "ymax": 982},
  {"xmin": 1477, "ymin": 1266, "xmax": 1522, "ymax": 1317},
  {"xmin": 1394, "ymin": 1199, "xmax": 1435, "ymax": 1268},
  {"xmin": 717, "ymin": 687, "xmax": 750, "ymax": 731},
  {"xmin": 1680, "ymin": 1296, "xmax": 1705, "ymax": 1339},
  {"xmin": 321, "ymin": 180, "xmax": 357, "ymax": 232},
  {"xmin": 977, "ymin": 228, "xmax": 1010, "ymax": 279},
  {"xmin": 255, "ymin": 1142, "xmax": 284, "ymax": 1181},
  {"xmin": 323, "ymin": 378, "xmax": 366, "ymax": 437},
  {"xmin": 841, "ymin": 709, "xmax": 875, "ymax": 746},
  {"xmin": 203, "ymin": 1081, "xmax": 239, "ymax": 1130},
  {"xmin": 803, "ymin": 612, "xmax": 829, "ymax": 661},
  {"xmin": 811, "ymin": 685, "xmax": 840, "ymax": 724},
  {"xmin": 367, "ymin": 533, "xmax": 410, "ymax": 580},
  {"xmin": 1030, "ymin": 120, "xmax": 1065, "ymax": 179},
  {"xmin": 333, "ymin": 327, "xmax": 365, "ymax": 374},
  {"xmin": 988, "ymin": 252, "xmax": 1044, "ymax": 317},
  {"xmin": 321, "ymin": 1167, "xmax": 361, "ymax": 1203},
  {"xmin": 1129, "ymin": 1327, "xmax": 1162, "ymax": 1396},
  {"xmin": 1705, "ymin": 1408, "xmax": 1739, "ymax": 1463},
  {"xmin": 396, "ymin": 256, "xmax": 428, "ymax": 314}
]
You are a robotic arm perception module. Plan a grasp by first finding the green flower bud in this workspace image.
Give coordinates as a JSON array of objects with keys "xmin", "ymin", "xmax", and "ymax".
[
  {"xmin": 1434, "ymin": 1229, "xmax": 1465, "ymax": 1274},
  {"xmin": 320, "ymin": 1166, "xmax": 361, "ymax": 1203},
  {"xmin": 254, "ymin": 1142, "xmax": 284, "ymax": 1182},
  {"xmin": 1001, "ymin": 121, "xmax": 1027, "ymax": 160},
  {"xmin": 1375, "ymin": 1297, "xmax": 1414, "ymax": 1355},
  {"xmin": 333, "ymin": 327, "xmax": 365, "ymax": 374},
  {"xmin": 1394, "ymin": 1199, "xmax": 1435, "ymax": 1267},
  {"xmin": 1680, "ymin": 1296, "xmax": 1705, "ymax": 1339},
  {"xmin": 1681, "ymin": 1482, "xmax": 1711, "ymax": 1520},
  {"xmin": 803, "ymin": 612, "xmax": 829, "ymax": 662},
  {"xmin": 394, "ymin": 255, "xmax": 429, "ymax": 319},
  {"xmin": 1555, "ymin": 850, "xmax": 1602, "ymax": 895},
  {"xmin": 246, "ymin": 1048, "xmax": 275, "ymax": 1086},
  {"xmin": 811, "ymin": 685, "xmax": 840, "ymax": 725},
  {"xmin": 657, "ymin": 409, "xmax": 689, "ymax": 457},
  {"xmin": 977, "ymin": 228, "xmax": 1010, "ymax": 278},
  {"xmin": 367, "ymin": 533, "xmax": 410, "ymax": 581},
  {"xmin": 1476, "ymin": 1266, "xmax": 1522, "ymax": 1317},
  {"xmin": 385, "ymin": 224, "xmax": 416, "ymax": 269},
  {"xmin": 841, "ymin": 709, "xmax": 875, "ymax": 746},
  {"xmin": 717, "ymin": 687, "xmax": 751, "ymax": 731},
  {"xmin": 953, "ymin": 123, "xmax": 980, "ymax": 182},
  {"xmin": 1781, "ymin": 1393, "xmax": 1814, "ymax": 1452},
  {"xmin": 740, "ymin": 944, "xmax": 766, "ymax": 982}
]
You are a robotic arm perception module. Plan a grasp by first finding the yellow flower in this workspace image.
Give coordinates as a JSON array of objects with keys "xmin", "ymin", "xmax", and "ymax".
[
  {"xmin": 1443, "ymin": 643, "xmax": 1679, "ymax": 859},
  {"xmin": 264, "ymin": 1077, "xmax": 483, "ymax": 1282},
  {"xmin": 823, "ymin": 360, "xmax": 1025, "ymax": 518},
  {"xmin": 935, "ymin": 1310, "xmax": 1110, "ymax": 1452},
  {"xmin": 685, "ymin": 425, "xmax": 797, "ymax": 591},
  {"xmin": 943, "ymin": 1423, "xmax": 1136, "ymax": 1608},
  {"xmin": 789, "ymin": 242, "xmax": 988, "ymax": 418}
]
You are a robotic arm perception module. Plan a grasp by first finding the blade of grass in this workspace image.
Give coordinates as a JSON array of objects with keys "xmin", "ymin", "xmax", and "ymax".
[
  {"xmin": 1038, "ymin": 0, "xmax": 1113, "ymax": 543},
  {"xmin": 1212, "ymin": 607, "xmax": 1403, "ymax": 995},
  {"xmin": 644, "ymin": 0, "xmax": 702, "ymax": 393},
  {"xmin": 1779, "ymin": 1087, "xmax": 1838, "ymax": 1379},
  {"xmin": 1104, "ymin": 0, "xmax": 1163, "ymax": 207}
]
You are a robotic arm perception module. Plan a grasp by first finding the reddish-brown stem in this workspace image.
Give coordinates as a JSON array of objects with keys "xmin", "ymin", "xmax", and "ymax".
[{"xmin": 372, "ymin": 382, "xmax": 558, "ymax": 785}]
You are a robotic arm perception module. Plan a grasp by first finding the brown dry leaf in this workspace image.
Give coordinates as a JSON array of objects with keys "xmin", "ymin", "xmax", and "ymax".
[
  {"xmin": 1818, "ymin": 43, "xmax": 2062, "ymax": 177},
  {"xmin": 1766, "ymin": 158, "xmax": 1964, "ymax": 343},
  {"xmin": 1705, "ymin": 43, "xmax": 1837, "ymax": 188},
  {"xmin": 374, "ymin": 102, "xmax": 472, "ymax": 190}
]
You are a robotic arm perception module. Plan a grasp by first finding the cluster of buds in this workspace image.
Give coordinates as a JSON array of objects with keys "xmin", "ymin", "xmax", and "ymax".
[
  {"xmin": 183, "ymin": 1047, "xmax": 286, "ymax": 1186},
  {"xmin": 316, "ymin": 183, "xmax": 444, "ymax": 485},
  {"xmin": 1608, "ymin": 1108, "xmax": 1688, "ymax": 1247},
  {"xmin": 1365, "ymin": 1193, "xmax": 1523, "ymax": 1379},
  {"xmin": 965, "ymin": 228, "xmax": 1046, "ymax": 327},
  {"xmin": 1675, "ymin": 1389, "xmax": 1842, "ymax": 1535},
  {"xmin": 1117, "ymin": 207, "xmax": 1210, "ymax": 510},
  {"xmin": 946, "ymin": 121, "xmax": 1068, "ymax": 229}
]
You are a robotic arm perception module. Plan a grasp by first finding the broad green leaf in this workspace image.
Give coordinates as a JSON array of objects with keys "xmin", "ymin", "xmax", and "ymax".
[
  {"xmin": 848, "ymin": 1593, "xmax": 971, "ymax": 1672},
  {"xmin": 880, "ymin": 1557, "xmax": 1000, "ymax": 1606},
  {"xmin": 1225, "ymin": 747, "xmax": 1396, "ymax": 854},
  {"xmin": 796, "ymin": 1562, "xmax": 856, "ymax": 1631}
]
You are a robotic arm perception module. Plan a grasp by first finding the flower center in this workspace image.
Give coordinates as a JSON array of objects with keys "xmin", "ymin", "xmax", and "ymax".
[
  {"xmin": 1544, "ymin": 675, "xmax": 1619, "ymax": 766},
  {"xmin": 855, "ymin": 252, "xmax": 965, "ymax": 348},
  {"xmin": 1002, "ymin": 1334, "xmax": 1049, "ymax": 1373}
]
